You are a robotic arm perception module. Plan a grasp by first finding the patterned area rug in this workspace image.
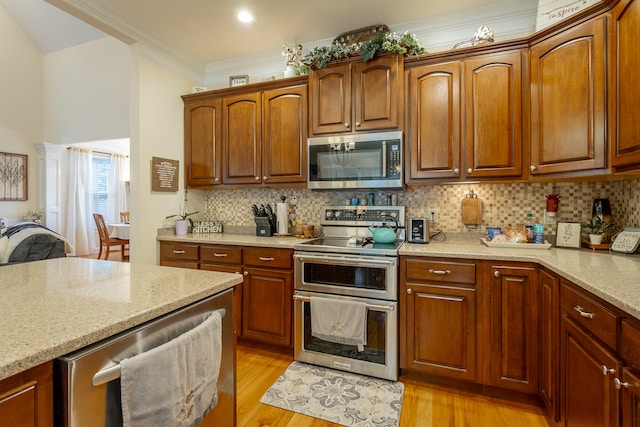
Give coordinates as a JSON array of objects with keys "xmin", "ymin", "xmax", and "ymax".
[{"xmin": 259, "ymin": 361, "xmax": 404, "ymax": 426}]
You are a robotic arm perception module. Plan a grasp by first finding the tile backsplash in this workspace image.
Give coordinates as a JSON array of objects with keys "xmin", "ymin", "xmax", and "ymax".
[{"xmin": 202, "ymin": 179, "xmax": 640, "ymax": 234}]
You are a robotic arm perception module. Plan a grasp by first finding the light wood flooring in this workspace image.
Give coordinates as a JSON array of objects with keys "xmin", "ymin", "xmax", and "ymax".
[{"xmin": 236, "ymin": 345, "xmax": 549, "ymax": 427}]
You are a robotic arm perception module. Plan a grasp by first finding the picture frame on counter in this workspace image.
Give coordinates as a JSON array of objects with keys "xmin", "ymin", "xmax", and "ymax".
[
  {"xmin": 229, "ymin": 75, "xmax": 249, "ymax": 87},
  {"xmin": 555, "ymin": 221, "xmax": 582, "ymax": 249}
]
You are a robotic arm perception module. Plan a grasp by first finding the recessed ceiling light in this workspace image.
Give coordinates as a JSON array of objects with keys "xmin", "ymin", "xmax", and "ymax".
[{"xmin": 236, "ymin": 10, "xmax": 256, "ymax": 24}]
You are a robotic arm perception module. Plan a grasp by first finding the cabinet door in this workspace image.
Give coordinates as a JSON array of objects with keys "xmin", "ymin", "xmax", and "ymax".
[
  {"xmin": 539, "ymin": 268, "xmax": 560, "ymax": 421},
  {"xmin": 352, "ymin": 54, "xmax": 402, "ymax": 132},
  {"xmin": 620, "ymin": 367, "xmax": 640, "ymax": 427},
  {"xmin": 0, "ymin": 362, "xmax": 53, "ymax": 427},
  {"xmin": 463, "ymin": 51, "xmax": 523, "ymax": 179},
  {"xmin": 408, "ymin": 61, "xmax": 462, "ymax": 180},
  {"xmin": 243, "ymin": 266, "xmax": 293, "ymax": 347},
  {"xmin": 262, "ymin": 85, "xmax": 308, "ymax": 183},
  {"xmin": 402, "ymin": 282, "xmax": 477, "ymax": 382},
  {"xmin": 184, "ymin": 97, "xmax": 222, "ymax": 186},
  {"xmin": 560, "ymin": 316, "xmax": 620, "ymax": 427},
  {"xmin": 489, "ymin": 264, "xmax": 539, "ymax": 393},
  {"xmin": 611, "ymin": 0, "xmax": 640, "ymax": 169},
  {"xmin": 222, "ymin": 92, "xmax": 261, "ymax": 184},
  {"xmin": 309, "ymin": 63, "xmax": 351, "ymax": 135},
  {"xmin": 200, "ymin": 264, "xmax": 243, "ymax": 337},
  {"xmin": 530, "ymin": 16, "xmax": 607, "ymax": 177}
]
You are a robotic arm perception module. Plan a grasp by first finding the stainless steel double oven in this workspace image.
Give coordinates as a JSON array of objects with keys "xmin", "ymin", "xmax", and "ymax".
[{"xmin": 293, "ymin": 205, "xmax": 404, "ymax": 381}]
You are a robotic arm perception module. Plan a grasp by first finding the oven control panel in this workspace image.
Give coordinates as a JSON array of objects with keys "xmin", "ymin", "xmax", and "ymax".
[{"xmin": 322, "ymin": 206, "xmax": 405, "ymax": 226}]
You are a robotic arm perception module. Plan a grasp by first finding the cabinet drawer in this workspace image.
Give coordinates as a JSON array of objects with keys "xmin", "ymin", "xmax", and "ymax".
[
  {"xmin": 621, "ymin": 319, "xmax": 640, "ymax": 370},
  {"xmin": 160, "ymin": 243, "xmax": 199, "ymax": 261},
  {"xmin": 243, "ymin": 247, "xmax": 292, "ymax": 269},
  {"xmin": 560, "ymin": 281, "xmax": 617, "ymax": 349},
  {"xmin": 405, "ymin": 258, "xmax": 476, "ymax": 284},
  {"xmin": 201, "ymin": 245, "xmax": 242, "ymax": 264}
]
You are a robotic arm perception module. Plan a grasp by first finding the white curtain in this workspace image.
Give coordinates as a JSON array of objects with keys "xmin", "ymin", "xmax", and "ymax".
[
  {"xmin": 108, "ymin": 153, "xmax": 129, "ymax": 223},
  {"xmin": 65, "ymin": 148, "xmax": 93, "ymax": 256}
]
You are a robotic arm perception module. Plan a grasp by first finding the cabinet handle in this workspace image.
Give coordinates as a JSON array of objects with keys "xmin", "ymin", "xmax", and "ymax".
[
  {"xmin": 214, "ymin": 177, "xmax": 219, "ymax": 182},
  {"xmin": 344, "ymin": 123, "xmax": 350, "ymax": 128},
  {"xmin": 601, "ymin": 365, "xmax": 616, "ymax": 376},
  {"xmin": 530, "ymin": 165, "xmax": 536, "ymax": 172},
  {"xmin": 243, "ymin": 271, "xmax": 248, "ymax": 276},
  {"xmin": 254, "ymin": 176, "xmax": 260, "ymax": 181},
  {"xmin": 614, "ymin": 378, "xmax": 630, "ymax": 389},
  {"xmin": 355, "ymin": 122, "xmax": 361, "ymax": 127},
  {"xmin": 263, "ymin": 176, "xmax": 267, "ymax": 180},
  {"xmin": 453, "ymin": 168, "xmax": 459, "ymax": 174},
  {"xmin": 259, "ymin": 257, "xmax": 275, "ymax": 261},
  {"xmin": 467, "ymin": 168, "xmax": 473, "ymax": 174},
  {"xmin": 494, "ymin": 270, "xmax": 500, "ymax": 277},
  {"xmin": 574, "ymin": 305, "xmax": 595, "ymax": 319},
  {"xmin": 428, "ymin": 269, "xmax": 451, "ymax": 275},
  {"xmin": 172, "ymin": 250, "xmax": 186, "ymax": 254},
  {"xmin": 407, "ymin": 288, "xmax": 412, "ymax": 294},
  {"xmin": 213, "ymin": 253, "xmax": 228, "ymax": 257}
]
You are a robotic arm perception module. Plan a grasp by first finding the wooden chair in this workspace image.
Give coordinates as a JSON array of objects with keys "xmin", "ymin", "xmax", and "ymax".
[
  {"xmin": 93, "ymin": 213, "xmax": 129, "ymax": 261},
  {"xmin": 119, "ymin": 211, "xmax": 130, "ymax": 223}
]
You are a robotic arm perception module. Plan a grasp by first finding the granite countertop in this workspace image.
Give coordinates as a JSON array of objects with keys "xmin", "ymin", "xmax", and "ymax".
[
  {"xmin": 0, "ymin": 257, "xmax": 243, "ymax": 381},
  {"xmin": 400, "ymin": 237, "xmax": 640, "ymax": 320},
  {"xmin": 156, "ymin": 232, "xmax": 313, "ymax": 248}
]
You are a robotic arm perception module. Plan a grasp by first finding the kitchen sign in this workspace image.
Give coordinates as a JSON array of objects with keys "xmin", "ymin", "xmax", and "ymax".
[{"xmin": 151, "ymin": 157, "xmax": 178, "ymax": 192}]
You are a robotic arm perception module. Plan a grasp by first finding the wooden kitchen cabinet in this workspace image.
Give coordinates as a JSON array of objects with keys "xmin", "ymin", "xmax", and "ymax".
[
  {"xmin": 400, "ymin": 257, "xmax": 480, "ymax": 382},
  {"xmin": 222, "ymin": 91, "xmax": 261, "ymax": 185},
  {"xmin": 486, "ymin": 262, "xmax": 539, "ymax": 394},
  {"xmin": 183, "ymin": 97, "xmax": 222, "ymax": 187},
  {"xmin": 611, "ymin": 0, "xmax": 640, "ymax": 171},
  {"xmin": 529, "ymin": 15, "xmax": 607, "ymax": 178},
  {"xmin": 242, "ymin": 248, "xmax": 293, "ymax": 347},
  {"xmin": 309, "ymin": 54, "xmax": 403, "ymax": 135},
  {"xmin": 0, "ymin": 362, "xmax": 53, "ymax": 427},
  {"xmin": 407, "ymin": 49, "xmax": 525, "ymax": 182},
  {"xmin": 619, "ymin": 367, "xmax": 640, "ymax": 427},
  {"xmin": 539, "ymin": 268, "xmax": 560, "ymax": 422}
]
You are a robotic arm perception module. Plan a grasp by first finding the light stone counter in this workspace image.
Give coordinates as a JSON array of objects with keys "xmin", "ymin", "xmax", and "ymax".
[
  {"xmin": 156, "ymin": 232, "xmax": 313, "ymax": 248},
  {"xmin": 400, "ymin": 238, "xmax": 640, "ymax": 320},
  {"xmin": 0, "ymin": 257, "xmax": 243, "ymax": 381}
]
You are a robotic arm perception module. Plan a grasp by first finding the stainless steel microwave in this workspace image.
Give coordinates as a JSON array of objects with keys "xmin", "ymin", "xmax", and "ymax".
[{"xmin": 307, "ymin": 131, "xmax": 403, "ymax": 190}]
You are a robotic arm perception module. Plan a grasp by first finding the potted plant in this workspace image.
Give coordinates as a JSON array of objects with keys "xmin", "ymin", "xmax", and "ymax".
[
  {"xmin": 582, "ymin": 217, "xmax": 616, "ymax": 245},
  {"xmin": 166, "ymin": 211, "xmax": 199, "ymax": 236}
]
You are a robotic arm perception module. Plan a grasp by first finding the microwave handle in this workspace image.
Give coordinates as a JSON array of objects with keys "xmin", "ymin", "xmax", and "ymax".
[{"xmin": 382, "ymin": 140, "xmax": 387, "ymax": 177}]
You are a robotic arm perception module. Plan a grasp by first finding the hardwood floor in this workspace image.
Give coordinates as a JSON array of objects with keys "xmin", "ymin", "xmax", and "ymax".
[
  {"xmin": 236, "ymin": 345, "xmax": 549, "ymax": 426},
  {"xmin": 77, "ymin": 249, "xmax": 128, "ymax": 262}
]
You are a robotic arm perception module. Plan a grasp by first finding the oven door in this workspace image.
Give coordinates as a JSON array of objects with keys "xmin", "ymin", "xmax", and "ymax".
[
  {"xmin": 294, "ymin": 252, "xmax": 397, "ymax": 301},
  {"xmin": 293, "ymin": 290, "xmax": 398, "ymax": 381}
]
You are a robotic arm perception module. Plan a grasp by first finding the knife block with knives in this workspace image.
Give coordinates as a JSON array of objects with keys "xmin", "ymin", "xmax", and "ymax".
[{"xmin": 252, "ymin": 203, "xmax": 276, "ymax": 236}]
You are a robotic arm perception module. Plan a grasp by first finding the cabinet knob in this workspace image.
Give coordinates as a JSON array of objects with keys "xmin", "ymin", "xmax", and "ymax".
[
  {"xmin": 355, "ymin": 122, "xmax": 361, "ymax": 127},
  {"xmin": 494, "ymin": 270, "xmax": 500, "ymax": 277},
  {"xmin": 255, "ymin": 176, "xmax": 260, "ymax": 181},
  {"xmin": 530, "ymin": 165, "xmax": 536, "ymax": 172},
  {"xmin": 467, "ymin": 168, "xmax": 473, "ymax": 174},
  {"xmin": 243, "ymin": 271, "xmax": 248, "ymax": 276},
  {"xmin": 614, "ymin": 378, "xmax": 630, "ymax": 389},
  {"xmin": 214, "ymin": 177, "xmax": 219, "ymax": 182},
  {"xmin": 453, "ymin": 168, "xmax": 459, "ymax": 174},
  {"xmin": 601, "ymin": 365, "xmax": 616, "ymax": 376},
  {"xmin": 574, "ymin": 305, "xmax": 595, "ymax": 319},
  {"xmin": 407, "ymin": 288, "xmax": 412, "ymax": 294},
  {"xmin": 263, "ymin": 176, "xmax": 267, "ymax": 180},
  {"xmin": 344, "ymin": 123, "xmax": 350, "ymax": 128}
]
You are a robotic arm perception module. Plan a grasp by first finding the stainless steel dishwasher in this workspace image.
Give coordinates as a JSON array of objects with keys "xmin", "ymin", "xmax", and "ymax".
[{"xmin": 54, "ymin": 288, "xmax": 235, "ymax": 427}]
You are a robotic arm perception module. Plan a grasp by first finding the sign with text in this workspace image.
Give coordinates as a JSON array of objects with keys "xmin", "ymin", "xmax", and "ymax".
[
  {"xmin": 535, "ymin": 0, "xmax": 600, "ymax": 31},
  {"xmin": 191, "ymin": 221, "xmax": 223, "ymax": 233},
  {"xmin": 151, "ymin": 157, "xmax": 179, "ymax": 192}
]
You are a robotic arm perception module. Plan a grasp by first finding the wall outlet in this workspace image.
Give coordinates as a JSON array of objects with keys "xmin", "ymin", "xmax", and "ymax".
[{"xmin": 427, "ymin": 208, "xmax": 438, "ymax": 222}]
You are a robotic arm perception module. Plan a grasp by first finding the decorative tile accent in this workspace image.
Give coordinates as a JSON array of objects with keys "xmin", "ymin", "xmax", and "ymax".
[{"xmin": 203, "ymin": 179, "xmax": 640, "ymax": 234}]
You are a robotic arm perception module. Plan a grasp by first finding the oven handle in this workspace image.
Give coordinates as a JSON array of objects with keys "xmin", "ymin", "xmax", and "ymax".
[
  {"xmin": 293, "ymin": 294, "xmax": 395, "ymax": 312},
  {"xmin": 294, "ymin": 253, "xmax": 396, "ymax": 267}
]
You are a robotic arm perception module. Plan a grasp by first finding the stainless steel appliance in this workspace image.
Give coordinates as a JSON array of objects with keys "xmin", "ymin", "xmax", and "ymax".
[
  {"xmin": 54, "ymin": 289, "xmax": 234, "ymax": 427},
  {"xmin": 407, "ymin": 218, "xmax": 429, "ymax": 243},
  {"xmin": 293, "ymin": 205, "xmax": 404, "ymax": 380},
  {"xmin": 307, "ymin": 131, "xmax": 403, "ymax": 190}
]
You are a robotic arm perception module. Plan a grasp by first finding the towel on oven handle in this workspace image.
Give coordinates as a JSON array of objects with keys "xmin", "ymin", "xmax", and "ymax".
[{"xmin": 310, "ymin": 296, "xmax": 367, "ymax": 349}]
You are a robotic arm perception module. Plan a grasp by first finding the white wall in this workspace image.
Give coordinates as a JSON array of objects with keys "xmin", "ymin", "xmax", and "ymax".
[
  {"xmin": 0, "ymin": 6, "xmax": 43, "ymax": 220},
  {"xmin": 130, "ymin": 54, "xmax": 196, "ymax": 265},
  {"xmin": 43, "ymin": 37, "xmax": 130, "ymax": 144}
]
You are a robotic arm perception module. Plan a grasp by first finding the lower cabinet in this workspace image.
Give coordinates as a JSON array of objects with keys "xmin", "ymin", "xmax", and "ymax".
[
  {"xmin": 619, "ymin": 367, "xmax": 640, "ymax": 427},
  {"xmin": 0, "ymin": 362, "xmax": 53, "ymax": 427},
  {"xmin": 539, "ymin": 268, "xmax": 560, "ymax": 422}
]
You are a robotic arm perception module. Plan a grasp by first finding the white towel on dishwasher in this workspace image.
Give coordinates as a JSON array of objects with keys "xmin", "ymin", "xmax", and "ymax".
[
  {"xmin": 310, "ymin": 296, "xmax": 367, "ymax": 347},
  {"xmin": 119, "ymin": 310, "xmax": 223, "ymax": 427}
]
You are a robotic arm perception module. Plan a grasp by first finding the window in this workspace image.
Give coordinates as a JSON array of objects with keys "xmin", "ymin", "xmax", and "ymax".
[{"xmin": 91, "ymin": 153, "xmax": 110, "ymax": 220}]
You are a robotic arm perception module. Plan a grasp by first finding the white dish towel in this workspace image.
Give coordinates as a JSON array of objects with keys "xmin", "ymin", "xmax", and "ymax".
[
  {"xmin": 310, "ymin": 296, "xmax": 367, "ymax": 349},
  {"xmin": 119, "ymin": 310, "xmax": 223, "ymax": 427}
]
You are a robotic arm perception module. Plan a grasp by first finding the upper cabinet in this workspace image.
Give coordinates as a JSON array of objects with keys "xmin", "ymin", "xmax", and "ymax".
[
  {"xmin": 182, "ymin": 77, "xmax": 308, "ymax": 188},
  {"xmin": 309, "ymin": 54, "xmax": 403, "ymax": 135},
  {"xmin": 406, "ymin": 49, "xmax": 525, "ymax": 182},
  {"xmin": 529, "ymin": 15, "xmax": 608, "ymax": 178},
  {"xmin": 611, "ymin": 0, "xmax": 640, "ymax": 171}
]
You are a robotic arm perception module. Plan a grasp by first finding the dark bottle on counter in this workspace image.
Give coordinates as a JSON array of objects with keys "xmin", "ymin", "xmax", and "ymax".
[{"xmin": 525, "ymin": 213, "xmax": 534, "ymax": 243}]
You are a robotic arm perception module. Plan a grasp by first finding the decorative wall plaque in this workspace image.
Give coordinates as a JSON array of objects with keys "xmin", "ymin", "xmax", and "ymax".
[
  {"xmin": 0, "ymin": 152, "xmax": 28, "ymax": 201},
  {"xmin": 151, "ymin": 157, "xmax": 178, "ymax": 192},
  {"xmin": 229, "ymin": 75, "xmax": 249, "ymax": 87}
]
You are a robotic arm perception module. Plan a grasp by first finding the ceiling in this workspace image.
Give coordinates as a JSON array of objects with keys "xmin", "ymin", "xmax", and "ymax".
[{"xmin": 1, "ymin": 0, "xmax": 539, "ymax": 84}]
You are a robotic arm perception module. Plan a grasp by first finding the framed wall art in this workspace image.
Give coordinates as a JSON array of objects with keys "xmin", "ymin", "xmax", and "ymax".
[
  {"xmin": 151, "ymin": 157, "xmax": 179, "ymax": 192},
  {"xmin": 0, "ymin": 152, "xmax": 28, "ymax": 201},
  {"xmin": 555, "ymin": 221, "xmax": 582, "ymax": 249}
]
